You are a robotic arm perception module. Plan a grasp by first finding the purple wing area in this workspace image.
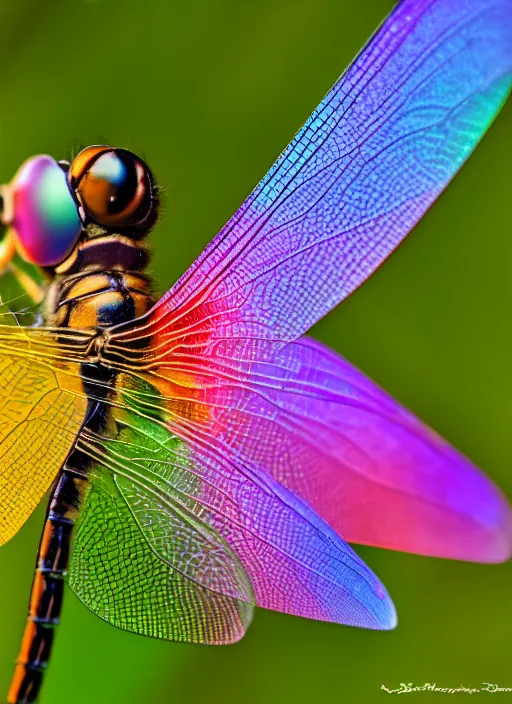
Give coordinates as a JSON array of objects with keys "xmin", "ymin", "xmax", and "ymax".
[
  {"xmin": 79, "ymin": 386, "xmax": 397, "ymax": 630},
  {"xmin": 181, "ymin": 445, "xmax": 397, "ymax": 629},
  {"xmin": 151, "ymin": 0, "xmax": 511, "ymax": 343},
  {"xmin": 105, "ymin": 0, "xmax": 512, "ymax": 610},
  {"xmin": 108, "ymin": 329, "xmax": 512, "ymax": 564},
  {"xmin": 198, "ymin": 335, "xmax": 512, "ymax": 563}
]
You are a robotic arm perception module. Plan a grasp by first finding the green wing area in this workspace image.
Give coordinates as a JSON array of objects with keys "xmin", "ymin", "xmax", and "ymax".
[{"xmin": 69, "ymin": 375, "xmax": 254, "ymax": 645}]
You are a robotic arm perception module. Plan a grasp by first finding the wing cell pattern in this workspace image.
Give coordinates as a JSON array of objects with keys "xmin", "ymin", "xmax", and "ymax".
[{"xmin": 122, "ymin": 0, "xmax": 512, "ymax": 346}]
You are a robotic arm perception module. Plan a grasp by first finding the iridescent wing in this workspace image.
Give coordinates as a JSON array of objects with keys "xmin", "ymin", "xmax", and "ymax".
[
  {"xmin": 0, "ymin": 322, "xmax": 90, "ymax": 543},
  {"xmin": 2, "ymin": 0, "xmax": 511, "ymax": 644},
  {"xmin": 0, "ymin": 322, "xmax": 258, "ymax": 642},
  {"xmin": 103, "ymin": 0, "xmax": 512, "ymax": 564},
  {"xmin": 69, "ymin": 373, "xmax": 396, "ymax": 634},
  {"xmin": 112, "ymin": 335, "xmax": 512, "ymax": 564},
  {"xmin": 70, "ymin": 470, "xmax": 253, "ymax": 644},
  {"xmin": 138, "ymin": 0, "xmax": 511, "ymax": 344},
  {"xmin": 70, "ymin": 422, "xmax": 254, "ymax": 644}
]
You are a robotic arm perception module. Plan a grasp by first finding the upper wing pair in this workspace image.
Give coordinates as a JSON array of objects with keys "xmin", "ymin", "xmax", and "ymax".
[
  {"xmin": 0, "ymin": 0, "xmax": 511, "ymax": 644},
  {"xmin": 139, "ymin": 0, "xmax": 512, "ymax": 344}
]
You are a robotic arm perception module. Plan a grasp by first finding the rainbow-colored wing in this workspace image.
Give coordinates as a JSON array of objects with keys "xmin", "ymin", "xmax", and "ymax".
[
  {"xmin": 69, "ymin": 408, "xmax": 255, "ymax": 644},
  {"xmin": 69, "ymin": 373, "xmax": 396, "ymax": 633},
  {"xmin": 70, "ymin": 374, "xmax": 396, "ymax": 632},
  {"xmin": 115, "ymin": 335, "xmax": 512, "ymax": 564},
  {"xmin": 0, "ymin": 324, "xmax": 89, "ymax": 544},
  {"xmin": 147, "ymin": 0, "xmax": 511, "ymax": 343},
  {"xmin": 104, "ymin": 0, "xmax": 512, "ymax": 570}
]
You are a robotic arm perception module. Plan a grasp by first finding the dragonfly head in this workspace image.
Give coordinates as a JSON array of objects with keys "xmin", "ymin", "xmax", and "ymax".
[{"xmin": 0, "ymin": 145, "xmax": 157, "ymax": 271}]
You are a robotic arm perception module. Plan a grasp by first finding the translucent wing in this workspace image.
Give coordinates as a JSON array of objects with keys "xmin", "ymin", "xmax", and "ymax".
[
  {"xmin": 130, "ymin": 0, "xmax": 511, "ymax": 345},
  {"xmin": 104, "ymin": 331, "xmax": 512, "ymax": 564},
  {"xmin": 70, "ymin": 466, "xmax": 253, "ymax": 644},
  {"xmin": 70, "ymin": 372, "xmax": 396, "ymax": 631},
  {"xmin": 0, "ymin": 324, "xmax": 90, "ymax": 543},
  {"xmin": 103, "ymin": 0, "xmax": 512, "ymax": 567}
]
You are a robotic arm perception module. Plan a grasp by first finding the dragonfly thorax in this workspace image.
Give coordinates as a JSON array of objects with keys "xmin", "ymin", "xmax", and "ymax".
[{"xmin": 45, "ymin": 228, "xmax": 155, "ymax": 329}]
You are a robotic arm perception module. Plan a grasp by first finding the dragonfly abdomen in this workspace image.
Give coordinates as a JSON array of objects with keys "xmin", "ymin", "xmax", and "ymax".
[{"xmin": 7, "ymin": 470, "xmax": 86, "ymax": 704}]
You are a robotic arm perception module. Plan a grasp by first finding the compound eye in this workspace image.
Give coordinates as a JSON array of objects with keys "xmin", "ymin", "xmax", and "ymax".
[
  {"xmin": 69, "ymin": 146, "xmax": 153, "ymax": 228},
  {"xmin": 8, "ymin": 155, "xmax": 82, "ymax": 266}
]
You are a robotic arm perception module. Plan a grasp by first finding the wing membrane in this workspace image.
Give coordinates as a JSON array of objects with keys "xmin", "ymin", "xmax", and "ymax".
[
  {"xmin": 74, "ymin": 373, "xmax": 396, "ymax": 630},
  {"xmin": 70, "ymin": 466, "xmax": 253, "ymax": 644},
  {"xmin": 102, "ymin": 0, "xmax": 512, "ymax": 566},
  {"xmin": 78, "ymin": 375, "xmax": 254, "ymax": 604},
  {"xmin": 0, "ymin": 323, "xmax": 90, "ymax": 543},
  {"xmin": 106, "ymin": 335, "xmax": 512, "ymax": 563},
  {"xmin": 112, "ymin": 0, "xmax": 511, "ymax": 348}
]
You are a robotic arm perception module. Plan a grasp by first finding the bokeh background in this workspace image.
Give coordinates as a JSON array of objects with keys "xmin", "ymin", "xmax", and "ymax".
[{"xmin": 0, "ymin": 0, "xmax": 510, "ymax": 702}]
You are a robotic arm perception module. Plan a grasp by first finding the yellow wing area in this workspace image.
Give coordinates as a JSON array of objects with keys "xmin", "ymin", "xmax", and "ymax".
[{"xmin": 0, "ymin": 325, "xmax": 90, "ymax": 544}]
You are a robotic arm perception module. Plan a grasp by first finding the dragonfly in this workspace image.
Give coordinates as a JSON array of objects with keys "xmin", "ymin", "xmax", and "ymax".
[{"xmin": 0, "ymin": 0, "xmax": 510, "ymax": 702}]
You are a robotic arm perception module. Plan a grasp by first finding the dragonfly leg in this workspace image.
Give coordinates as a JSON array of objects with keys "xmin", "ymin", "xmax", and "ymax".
[
  {"xmin": 0, "ymin": 227, "xmax": 46, "ymax": 305},
  {"xmin": 0, "ymin": 229, "xmax": 16, "ymax": 270},
  {"xmin": 5, "ymin": 260, "xmax": 45, "ymax": 305}
]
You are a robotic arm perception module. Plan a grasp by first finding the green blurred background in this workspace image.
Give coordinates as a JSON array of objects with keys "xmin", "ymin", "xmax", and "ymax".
[{"xmin": 0, "ymin": 0, "xmax": 510, "ymax": 702}]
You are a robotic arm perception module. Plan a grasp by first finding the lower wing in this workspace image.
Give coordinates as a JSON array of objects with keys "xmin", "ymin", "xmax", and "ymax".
[
  {"xmin": 71, "ymin": 370, "xmax": 396, "ymax": 634},
  {"xmin": 106, "ymin": 332, "xmax": 512, "ymax": 564},
  {"xmin": 0, "ymin": 321, "xmax": 397, "ymax": 635},
  {"xmin": 69, "ymin": 455, "xmax": 254, "ymax": 645}
]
